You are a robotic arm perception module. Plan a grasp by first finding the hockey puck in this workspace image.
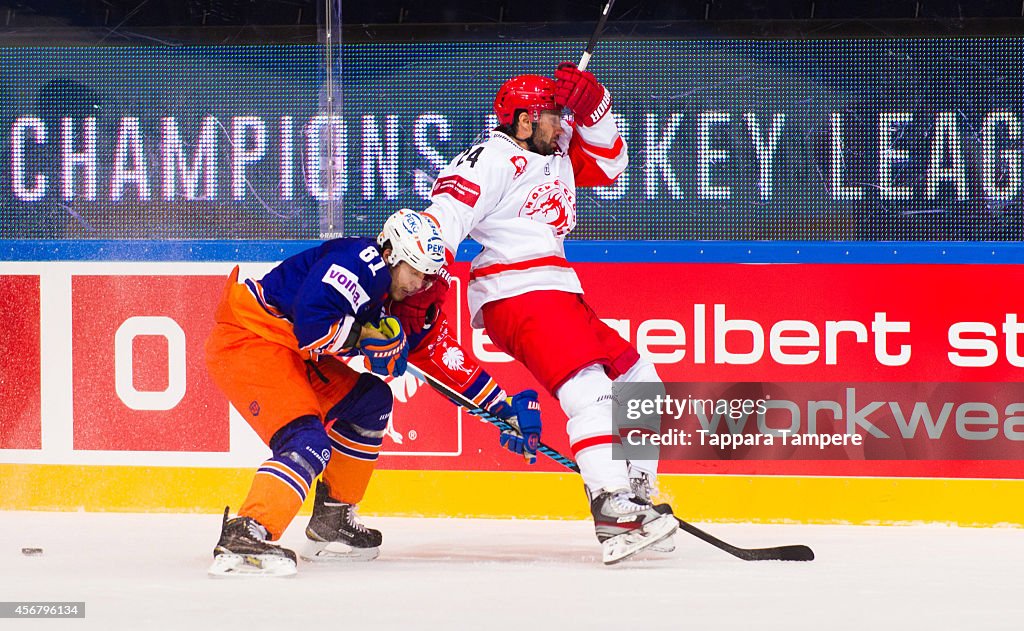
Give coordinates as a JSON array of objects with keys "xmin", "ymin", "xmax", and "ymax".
[{"xmin": 21, "ymin": 547, "xmax": 43, "ymax": 556}]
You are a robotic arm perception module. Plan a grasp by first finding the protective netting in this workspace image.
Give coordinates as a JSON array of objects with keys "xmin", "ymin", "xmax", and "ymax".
[{"xmin": 1, "ymin": 39, "xmax": 1022, "ymax": 241}]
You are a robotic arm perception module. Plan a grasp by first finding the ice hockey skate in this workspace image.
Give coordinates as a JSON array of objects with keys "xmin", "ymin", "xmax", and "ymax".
[
  {"xmin": 208, "ymin": 507, "xmax": 297, "ymax": 578},
  {"xmin": 300, "ymin": 482, "xmax": 382, "ymax": 562},
  {"xmin": 591, "ymin": 488, "xmax": 678, "ymax": 565},
  {"xmin": 629, "ymin": 470, "xmax": 676, "ymax": 554}
]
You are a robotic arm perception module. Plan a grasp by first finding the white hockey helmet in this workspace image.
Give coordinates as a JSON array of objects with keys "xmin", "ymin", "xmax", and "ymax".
[{"xmin": 377, "ymin": 209, "xmax": 447, "ymax": 275}]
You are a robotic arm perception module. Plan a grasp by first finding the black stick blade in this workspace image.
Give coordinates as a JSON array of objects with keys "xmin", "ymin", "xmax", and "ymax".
[
  {"xmin": 734, "ymin": 544, "xmax": 815, "ymax": 562},
  {"xmin": 670, "ymin": 512, "xmax": 816, "ymax": 562}
]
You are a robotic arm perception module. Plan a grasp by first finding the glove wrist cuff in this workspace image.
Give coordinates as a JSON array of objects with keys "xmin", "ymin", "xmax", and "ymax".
[{"xmin": 581, "ymin": 87, "xmax": 611, "ymax": 127}]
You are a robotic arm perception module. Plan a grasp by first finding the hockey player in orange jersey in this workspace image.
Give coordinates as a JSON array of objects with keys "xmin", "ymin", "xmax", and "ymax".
[{"xmin": 205, "ymin": 209, "xmax": 542, "ymax": 577}]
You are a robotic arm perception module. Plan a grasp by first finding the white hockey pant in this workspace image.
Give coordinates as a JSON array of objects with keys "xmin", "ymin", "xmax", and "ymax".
[
  {"xmin": 556, "ymin": 359, "xmax": 666, "ymax": 494},
  {"xmin": 557, "ymin": 364, "xmax": 627, "ymax": 493},
  {"xmin": 613, "ymin": 358, "xmax": 665, "ymax": 486}
]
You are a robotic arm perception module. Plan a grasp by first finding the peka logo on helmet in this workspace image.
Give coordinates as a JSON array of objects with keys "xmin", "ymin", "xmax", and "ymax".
[
  {"xmin": 518, "ymin": 179, "xmax": 576, "ymax": 237},
  {"xmin": 426, "ymin": 236, "xmax": 446, "ymax": 259},
  {"xmin": 402, "ymin": 212, "xmax": 423, "ymax": 234}
]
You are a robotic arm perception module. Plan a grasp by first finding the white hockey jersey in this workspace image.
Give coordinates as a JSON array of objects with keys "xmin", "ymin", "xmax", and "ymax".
[{"xmin": 423, "ymin": 114, "xmax": 628, "ymax": 328}]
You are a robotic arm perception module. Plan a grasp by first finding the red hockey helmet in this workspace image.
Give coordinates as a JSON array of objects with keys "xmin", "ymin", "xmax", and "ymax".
[{"xmin": 493, "ymin": 75, "xmax": 558, "ymax": 126}]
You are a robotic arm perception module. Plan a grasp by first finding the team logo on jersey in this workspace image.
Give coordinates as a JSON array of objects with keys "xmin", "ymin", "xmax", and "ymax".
[
  {"xmin": 518, "ymin": 179, "xmax": 576, "ymax": 237},
  {"xmin": 323, "ymin": 264, "xmax": 370, "ymax": 311},
  {"xmin": 440, "ymin": 347, "xmax": 473, "ymax": 375},
  {"xmin": 510, "ymin": 156, "xmax": 528, "ymax": 179}
]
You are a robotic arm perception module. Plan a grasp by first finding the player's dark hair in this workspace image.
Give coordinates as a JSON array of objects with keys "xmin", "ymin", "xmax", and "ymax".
[
  {"xmin": 496, "ymin": 108, "xmax": 529, "ymax": 139},
  {"xmin": 497, "ymin": 108, "xmax": 546, "ymax": 155}
]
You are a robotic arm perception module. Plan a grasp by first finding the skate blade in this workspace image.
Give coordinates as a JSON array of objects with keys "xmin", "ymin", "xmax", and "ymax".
[
  {"xmin": 602, "ymin": 514, "xmax": 679, "ymax": 565},
  {"xmin": 300, "ymin": 539, "xmax": 380, "ymax": 563},
  {"xmin": 208, "ymin": 553, "xmax": 297, "ymax": 578},
  {"xmin": 643, "ymin": 536, "xmax": 676, "ymax": 555}
]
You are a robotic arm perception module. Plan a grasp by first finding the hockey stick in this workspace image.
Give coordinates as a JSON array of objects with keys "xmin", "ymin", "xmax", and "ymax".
[
  {"xmin": 578, "ymin": 0, "xmax": 617, "ymax": 71},
  {"xmin": 405, "ymin": 364, "xmax": 579, "ymax": 472},
  {"xmin": 405, "ymin": 363, "xmax": 815, "ymax": 562}
]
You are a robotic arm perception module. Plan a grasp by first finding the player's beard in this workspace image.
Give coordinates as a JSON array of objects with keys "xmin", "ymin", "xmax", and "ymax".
[{"xmin": 528, "ymin": 125, "xmax": 557, "ymax": 156}]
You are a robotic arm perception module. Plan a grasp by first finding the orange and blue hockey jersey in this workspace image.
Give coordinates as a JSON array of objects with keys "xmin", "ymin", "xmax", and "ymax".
[
  {"xmin": 223, "ymin": 234, "xmax": 520, "ymax": 424},
  {"xmin": 232, "ymin": 237, "xmax": 392, "ymax": 358}
]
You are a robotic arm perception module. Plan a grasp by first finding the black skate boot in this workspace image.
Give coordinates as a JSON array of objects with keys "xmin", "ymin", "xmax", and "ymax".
[
  {"xmin": 301, "ymin": 481, "xmax": 382, "ymax": 562},
  {"xmin": 590, "ymin": 488, "xmax": 678, "ymax": 565},
  {"xmin": 208, "ymin": 507, "xmax": 297, "ymax": 577}
]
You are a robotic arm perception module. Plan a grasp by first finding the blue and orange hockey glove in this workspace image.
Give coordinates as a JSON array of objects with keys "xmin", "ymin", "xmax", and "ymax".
[
  {"xmin": 358, "ymin": 316, "xmax": 409, "ymax": 377},
  {"xmin": 494, "ymin": 390, "xmax": 542, "ymax": 464}
]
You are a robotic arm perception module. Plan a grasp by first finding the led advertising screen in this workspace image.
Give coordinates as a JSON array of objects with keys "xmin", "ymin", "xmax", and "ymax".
[{"xmin": 1, "ymin": 39, "xmax": 1022, "ymax": 240}]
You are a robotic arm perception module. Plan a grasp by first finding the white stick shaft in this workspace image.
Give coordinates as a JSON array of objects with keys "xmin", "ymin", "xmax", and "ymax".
[
  {"xmin": 577, "ymin": 0, "xmax": 615, "ymax": 71},
  {"xmin": 578, "ymin": 51, "xmax": 593, "ymax": 71}
]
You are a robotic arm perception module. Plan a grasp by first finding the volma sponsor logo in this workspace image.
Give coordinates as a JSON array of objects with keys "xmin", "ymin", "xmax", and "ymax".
[{"xmin": 323, "ymin": 264, "xmax": 369, "ymax": 311}]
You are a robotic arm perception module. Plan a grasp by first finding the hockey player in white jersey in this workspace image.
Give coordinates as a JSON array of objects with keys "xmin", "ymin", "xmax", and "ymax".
[{"xmin": 421, "ymin": 63, "xmax": 677, "ymax": 564}]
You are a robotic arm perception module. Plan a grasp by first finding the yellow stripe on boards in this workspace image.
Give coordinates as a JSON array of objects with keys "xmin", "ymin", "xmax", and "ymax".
[
  {"xmin": 0, "ymin": 464, "xmax": 1020, "ymax": 527},
  {"xmin": 652, "ymin": 475, "xmax": 1024, "ymax": 527}
]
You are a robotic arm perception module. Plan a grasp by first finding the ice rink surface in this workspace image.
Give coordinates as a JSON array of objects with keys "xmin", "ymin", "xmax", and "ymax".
[{"xmin": 1, "ymin": 512, "xmax": 1021, "ymax": 630}]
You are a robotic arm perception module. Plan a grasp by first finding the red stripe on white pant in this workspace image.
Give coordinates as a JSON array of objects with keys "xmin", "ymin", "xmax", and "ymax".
[{"xmin": 570, "ymin": 434, "xmax": 619, "ymax": 457}]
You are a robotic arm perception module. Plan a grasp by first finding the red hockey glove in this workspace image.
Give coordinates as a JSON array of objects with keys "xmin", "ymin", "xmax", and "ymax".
[
  {"xmin": 386, "ymin": 269, "xmax": 450, "ymax": 335},
  {"xmin": 554, "ymin": 62, "xmax": 611, "ymax": 127}
]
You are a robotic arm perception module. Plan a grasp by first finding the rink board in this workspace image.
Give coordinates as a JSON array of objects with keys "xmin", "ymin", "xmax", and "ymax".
[
  {"xmin": 1, "ymin": 464, "xmax": 1023, "ymax": 527},
  {"xmin": 1, "ymin": 243, "xmax": 1023, "ymax": 525}
]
